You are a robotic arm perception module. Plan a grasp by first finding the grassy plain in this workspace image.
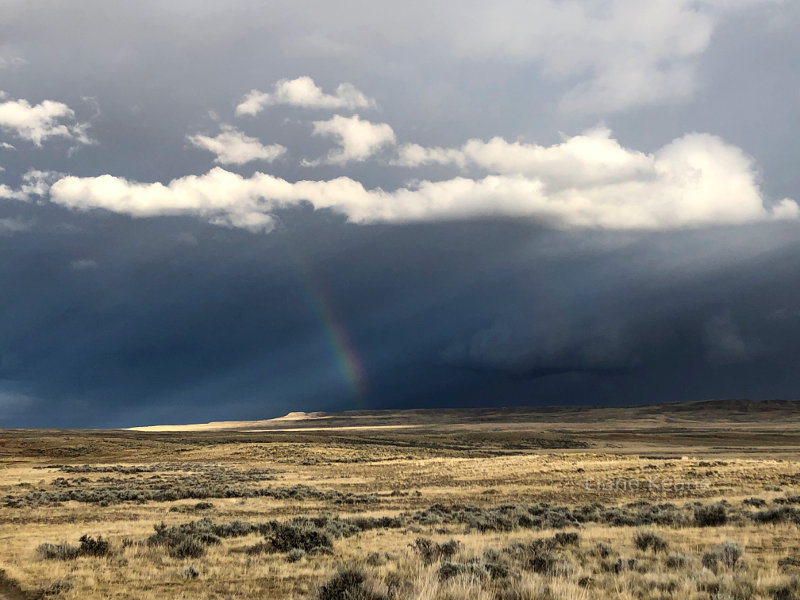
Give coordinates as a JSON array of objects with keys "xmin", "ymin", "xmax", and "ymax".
[{"xmin": 1, "ymin": 400, "xmax": 799, "ymax": 599}]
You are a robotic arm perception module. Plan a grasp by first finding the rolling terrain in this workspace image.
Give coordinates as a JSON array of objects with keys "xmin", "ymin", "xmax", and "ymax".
[
  {"xmin": 129, "ymin": 398, "xmax": 800, "ymax": 430},
  {"xmin": 0, "ymin": 399, "xmax": 798, "ymax": 599}
]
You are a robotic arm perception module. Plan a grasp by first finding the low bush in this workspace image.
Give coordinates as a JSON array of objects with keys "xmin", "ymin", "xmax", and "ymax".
[
  {"xmin": 169, "ymin": 537, "xmax": 206, "ymax": 560},
  {"xmin": 503, "ymin": 540, "xmax": 572, "ymax": 576},
  {"xmin": 269, "ymin": 522, "xmax": 333, "ymax": 554},
  {"xmin": 438, "ymin": 561, "xmax": 489, "ymax": 581},
  {"xmin": 182, "ymin": 565, "xmax": 199, "ymax": 579},
  {"xmin": 633, "ymin": 531, "xmax": 669, "ymax": 553},
  {"xmin": 412, "ymin": 500, "xmax": 734, "ymax": 533},
  {"xmin": 695, "ymin": 504, "xmax": 727, "ymax": 527},
  {"xmin": 484, "ymin": 561, "xmax": 509, "ymax": 579},
  {"xmin": 146, "ymin": 520, "xmax": 240, "ymax": 559},
  {"xmin": 771, "ymin": 576, "xmax": 800, "ymax": 600},
  {"xmin": 37, "ymin": 535, "xmax": 111, "ymax": 560},
  {"xmin": 38, "ymin": 579, "xmax": 74, "ymax": 596},
  {"xmin": 365, "ymin": 552, "xmax": 385, "ymax": 566},
  {"xmin": 601, "ymin": 558, "xmax": 637, "ymax": 574},
  {"xmin": 527, "ymin": 549, "xmax": 559, "ymax": 574},
  {"xmin": 286, "ymin": 548, "xmax": 305, "ymax": 563},
  {"xmin": 78, "ymin": 535, "xmax": 111, "ymax": 557},
  {"xmin": 245, "ymin": 541, "xmax": 273, "ymax": 555},
  {"xmin": 665, "ymin": 554, "xmax": 688, "ymax": 569},
  {"xmin": 316, "ymin": 569, "xmax": 385, "ymax": 600},
  {"xmin": 703, "ymin": 541, "xmax": 743, "ymax": 572},
  {"xmin": 752, "ymin": 507, "xmax": 800, "ymax": 525},
  {"xmin": 3, "ymin": 480, "xmax": 365, "ymax": 509},
  {"xmin": 37, "ymin": 542, "xmax": 80, "ymax": 561},
  {"xmin": 716, "ymin": 541, "xmax": 744, "ymax": 569},
  {"xmin": 743, "ymin": 497, "xmax": 767, "ymax": 508},
  {"xmin": 779, "ymin": 557, "xmax": 800, "ymax": 568},
  {"xmin": 410, "ymin": 538, "xmax": 460, "ymax": 565},
  {"xmin": 591, "ymin": 542, "xmax": 615, "ymax": 559},
  {"xmin": 709, "ymin": 577, "xmax": 756, "ymax": 600},
  {"xmin": 553, "ymin": 532, "xmax": 580, "ymax": 547}
]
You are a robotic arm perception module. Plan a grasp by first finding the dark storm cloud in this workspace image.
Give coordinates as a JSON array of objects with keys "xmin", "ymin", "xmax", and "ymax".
[{"xmin": 1, "ymin": 1, "xmax": 800, "ymax": 426}]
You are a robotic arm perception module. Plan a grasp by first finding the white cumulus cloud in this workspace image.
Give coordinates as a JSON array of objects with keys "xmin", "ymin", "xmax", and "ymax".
[
  {"xmin": 46, "ymin": 129, "xmax": 798, "ymax": 233},
  {"xmin": 187, "ymin": 124, "xmax": 286, "ymax": 165},
  {"xmin": 308, "ymin": 115, "xmax": 396, "ymax": 165},
  {"xmin": 0, "ymin": 169, "xmax": 61, "ymax": 201},
  {"xmin": 235, "ymin": 76, "xmax": 375, "ymax": 116},
  {"xmin": 396, "ymin": 127, "xmax": 655, "ymax": 187},
  {"xmin": 21, "ymin": 169, "xmax": 60, "ymax": 197},
  {"xmin": 0, "ymin": 93, "xmax": 92, "ymax": 146},
  {"xmin": 0, "ymin": 184, "xmax": 25, "ymax": 201},
  {"xmin": 394, "ymin": 128, "xmax": 800, "ymax": 226}
]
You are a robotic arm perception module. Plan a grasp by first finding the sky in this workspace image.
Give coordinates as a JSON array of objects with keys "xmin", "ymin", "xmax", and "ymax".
[{"xmin": 1, "ymin": 1, "xmax": 800, "ymax": 427}]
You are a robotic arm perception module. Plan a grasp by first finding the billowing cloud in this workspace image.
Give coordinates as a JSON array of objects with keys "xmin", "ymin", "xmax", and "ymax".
[
  {"xmin": 307, "ymin": 115, "xmax": 396, "ymax": 165},
  {"xmin": 0, "ymin": 92, "xmax": 91, "ymax": 146},
  {"xmin": 20, "ymin": 169, "xmax": 59, "ymax": 197},
  {"xmin": 395, "ymin": 144, "xmax": 467, "ymax": 169},
  {"xmin": 393, "ymin": 128, "xmax": 799, "ymax": 226},
  {"xmin": 396, "ymin": 127, "xmax": 655, "ymax": 187},
  {"xmin": 0, "ymin": 184, "xmax": 25, "ymax": 201},
  {"xmin": 47, "ymin": 128, "xmax": 797, "ymax": 233},
  {"xmin": 235, "ymin": 76, "xmax": 375, "ymax": 116},
  {"xmin": 0, "ymin": 169, "xmax": 59, "ymax": 201},
  {"xmin": 187, "ymin": 124, "xmax": 286, "ymax": 165}
]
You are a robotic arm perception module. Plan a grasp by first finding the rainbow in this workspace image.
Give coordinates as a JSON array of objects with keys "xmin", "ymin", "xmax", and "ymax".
[{"xmin": 292, "ymin": 250, "xmax": 368, "ymax": 399}]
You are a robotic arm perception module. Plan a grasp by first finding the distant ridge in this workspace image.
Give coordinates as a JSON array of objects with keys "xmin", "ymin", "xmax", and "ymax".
[
  {"xmin": 127, "ymin": 398, "xmax": 800, "ymax": 432},
  {"xmin": 661, "ymin": 398, "xmax": 799, "ymax": 412},
  {"xmin": 274, "ymin": 411, "xmax": 326, "ymax": 420}
]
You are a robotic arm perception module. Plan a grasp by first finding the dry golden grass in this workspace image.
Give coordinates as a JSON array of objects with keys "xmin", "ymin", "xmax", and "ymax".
[{"xmin": 0, "ymin": 402, "xmax": 799, "ymax": 599}]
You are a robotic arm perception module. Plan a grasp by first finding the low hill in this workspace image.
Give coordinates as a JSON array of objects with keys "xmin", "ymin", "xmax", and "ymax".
[{"xmin": 128, "ymin": 398, "xmax": 800, "ymax": 432}]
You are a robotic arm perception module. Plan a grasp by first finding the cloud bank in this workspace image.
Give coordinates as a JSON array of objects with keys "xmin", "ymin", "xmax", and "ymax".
[
  {"xmin": 235, "ymin": 76, "xmax": 375, "ymax": 116},
  {"xmin": 47, "ymin": 129, "xmax": 797, "ymax": 232},
  {"xmin": 396, "ymin": 127, "xmax": 655, "ymax": 184},
  {"xmin": 211, "ymin": 1, "xmax": 774, "ymax": 113}
]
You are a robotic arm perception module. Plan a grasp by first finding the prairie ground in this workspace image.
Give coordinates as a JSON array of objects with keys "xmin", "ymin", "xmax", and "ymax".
[{"xmin": 1, "ymin": 401, "xmax": 799, "ymax": 599}]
